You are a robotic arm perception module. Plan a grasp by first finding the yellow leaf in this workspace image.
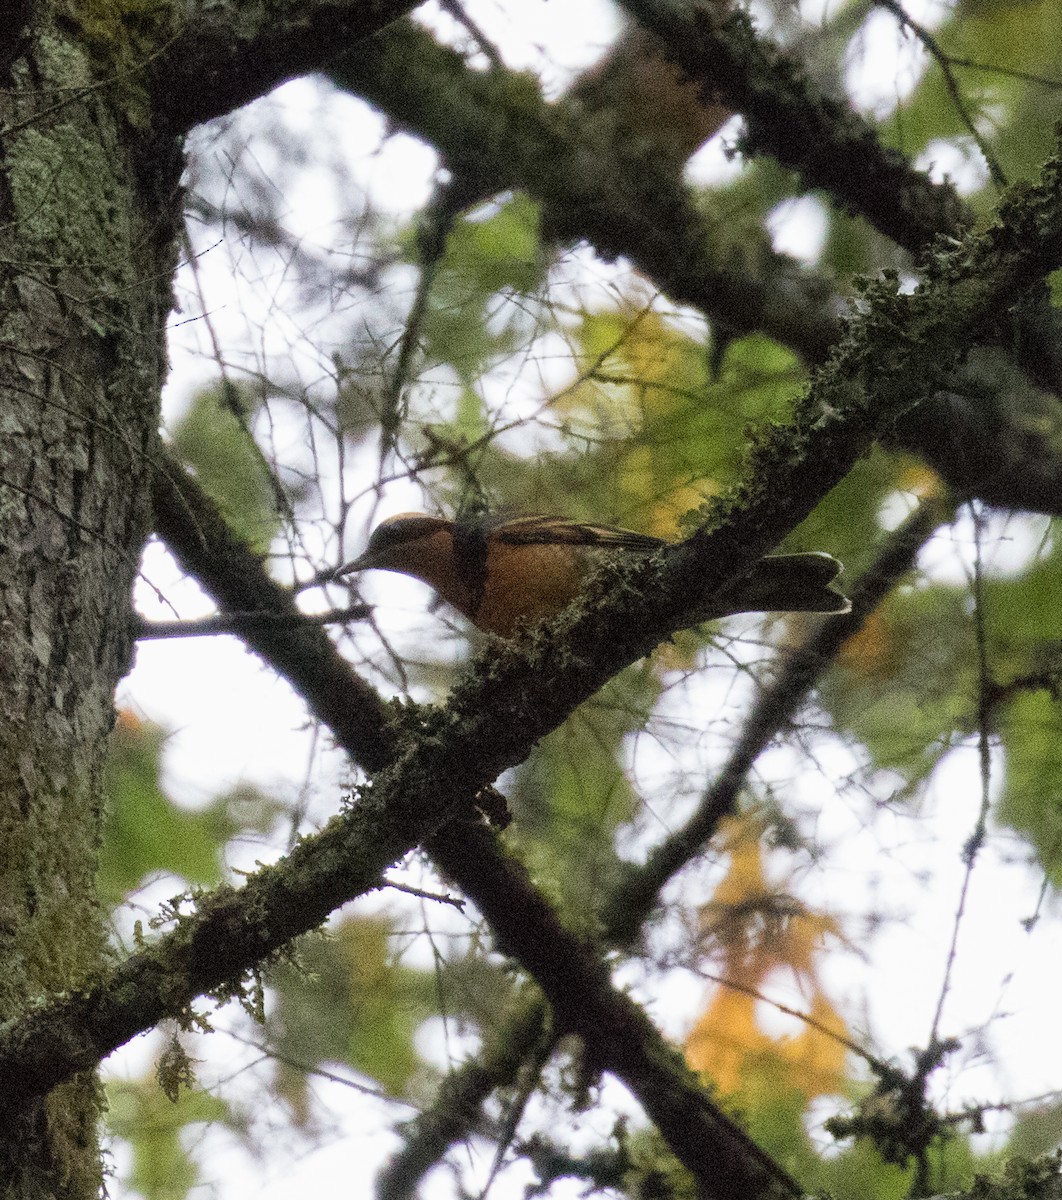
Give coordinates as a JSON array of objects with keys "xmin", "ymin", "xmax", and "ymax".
[
  {"xmin": 684, "ymin": 815, "xmax": 850, "ymax": 1101},
  {"xmin": 838, "ymin": 608, "xmax": 894, "ymax": 679}
]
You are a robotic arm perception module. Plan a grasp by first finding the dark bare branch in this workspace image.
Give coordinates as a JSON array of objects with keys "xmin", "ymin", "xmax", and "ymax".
[
  {"xmin": 617, "ymin": 0, "xmax": 964, "ymax": 251},
  {"xmin": 329, "ymin": 20, "xmax": 1062, "ymax": 514},
  {"xmin": 4, "ymin": 137, "xmax": 1062, "ymax": 1191},
  {"xmin": 603, "ymin": 496, "xmax": 953, "ymax": 942},
  {"xmin": 150, "ymin": 0, "xmax": 422, "ymax": 134},
  {"xmin": 151, "ymin": 452, "xmax": 393, "ymax": 770},
  {"xmin": 329, "ymin": 21, "xmax": 843, "ymax": 364},
  {"xmin": 133, "ymin": 605, "xmax": 371, "ymax": 639}
]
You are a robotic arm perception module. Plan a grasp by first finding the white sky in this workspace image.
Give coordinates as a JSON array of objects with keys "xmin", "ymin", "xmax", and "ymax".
[{"xmin": 110, "ymin": 1, "xmax": 1062, "ymax": 1196}]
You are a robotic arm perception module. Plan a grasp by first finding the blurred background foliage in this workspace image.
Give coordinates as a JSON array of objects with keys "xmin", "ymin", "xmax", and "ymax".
[{"xmin": 108, "ymin": 0, "xmax": 1062, "ymax": 1195}]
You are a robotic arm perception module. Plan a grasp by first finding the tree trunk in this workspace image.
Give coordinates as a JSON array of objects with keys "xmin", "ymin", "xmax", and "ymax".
[{"xmin": 0, "ymin": 14, "xmax": 180, "ymax": 1194}]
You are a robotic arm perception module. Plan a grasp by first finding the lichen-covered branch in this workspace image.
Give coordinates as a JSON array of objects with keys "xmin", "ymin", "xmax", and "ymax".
[
  {"xmin": 369, "ymin": 500, "xmax": 948, "ymax": 1196},
  {"xmin": 3, "ymin": 130, "xmax": 1062, "ymax": 1193},
  {"xmin": 329, "ymin": 20, "xmax": 1062, "ymax": 514},
  {"xmin": 329, "ymin": 21, "xmax": 843, "ymax": 364},
  {"xmin": 147, "ymin": 0, "xmax": 422, "ymax": 134},
  {"xmin": 152, "ymin": 453, "xmax": 393, "ymax": 770},
  {"xmin": 617, "ymin": 0, "xmax": 965, "ymax": 252}
]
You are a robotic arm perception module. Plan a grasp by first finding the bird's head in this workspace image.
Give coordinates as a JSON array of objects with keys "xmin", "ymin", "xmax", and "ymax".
[{"xmin": 335, "ymin": 513, "xmax": 456, "ymax": 582}]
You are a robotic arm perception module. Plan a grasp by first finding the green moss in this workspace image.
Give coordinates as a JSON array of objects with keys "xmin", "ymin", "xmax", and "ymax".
[
  {"xmin": 967, "ymin": 1153, "xmax": 1062, "ymax": 1200},
  {"xmin": 62, "ymin": 0, "xmax": 177, "ymax": 121}
]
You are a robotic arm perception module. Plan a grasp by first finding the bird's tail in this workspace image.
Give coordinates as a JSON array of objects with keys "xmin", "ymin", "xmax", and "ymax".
[{"xmin": 700, "ymin": 552, "xmax": 851, "ymax": 620}]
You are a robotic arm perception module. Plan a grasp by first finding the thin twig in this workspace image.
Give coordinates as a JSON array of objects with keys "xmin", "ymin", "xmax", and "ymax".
[
  {"xmin": 382, "ymin": 497, "xmax": 954, "ymax": 1192},
  {"xmin": 378, "ymin": 179, "xmax": 466, "ymax": 465},
  {"xmin": 133, "ymin": 605, "xmax": 370, "ymax": 639},
  {"xmin": 379, "ymin": 878, "xmax": 466, "ymax": 910},
  {"xmin": 603, "ymin": 496, "xmax": 954, "ymax": 942},
  {"xmin": 437, "ymin": 0, "xmax": 504, "ymax": 68},
  {"xmin": 929, "ymin": 501, "xmax": 995, "ymax": 1046},
  {"xmin": 874, "ymin": 0, "xmax": 1007, "ymax": 188}
]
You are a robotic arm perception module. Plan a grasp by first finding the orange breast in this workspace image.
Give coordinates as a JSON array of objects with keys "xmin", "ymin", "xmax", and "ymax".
[{"xmin": 473, "ymin": 542, "xmax": 592, "ymax": 637}]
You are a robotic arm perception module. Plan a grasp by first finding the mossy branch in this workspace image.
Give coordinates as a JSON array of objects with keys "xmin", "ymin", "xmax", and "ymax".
[
  {"xmin": 2, "ymin": 135, "xmax": 1062, "ymax": 1195},
  {"xmin": 330, "ymin": 19, "xmax": 1062, "ymax": 513},
  {"xmin": 618, "ymin": 0, "xmax": 966, "ymax": 252},
  {"xmin": 146, "ymin": 0, "xmax": 422, "ymax": 134}
]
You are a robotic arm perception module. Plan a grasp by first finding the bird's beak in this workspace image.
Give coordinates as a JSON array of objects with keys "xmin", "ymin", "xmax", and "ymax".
[{"xmin": 331, "ymin": 551, "xmax": 376, "ymax": 579}]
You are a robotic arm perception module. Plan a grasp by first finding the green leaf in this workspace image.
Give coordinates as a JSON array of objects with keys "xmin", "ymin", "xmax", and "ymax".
[
  {"xmin": 1006, "ymin": 1097, "xmax": 1062, "ymax": 1160},
  {"xmin": 998, "ymin": 689, "xmax": 1062, "ymax": 882},
  {"xmin": 169, "ymin": 381, "xmax": 281, "ymax": 553},
  {"xmin": 101, "ymin": 713, "xmax": 283, "ymax": 905},
  {"xmin": 442, "ymin": 192, "xmax": 542, "ymax": 297},
  {"xmin": 410, "ymin": 194, "xmax": 545, "ymax": 390},
  {"xmin": 881, "ymin": 1, "xmax": 1062, "ymax": 192},
  {"xmin": 268, "ymin": 913, "xmax": 439, "ymax": 1105},
  {"xmin": 107, "ymin": 1075, "xmax": 231, "ymax": 1200},
  {"xmin": 823, "ymin": 583, "xmax": 975, "ymax": 781},
  {"xmin": 812, "ymin": 1139, "xmax": 915, "ymax": 1200}
]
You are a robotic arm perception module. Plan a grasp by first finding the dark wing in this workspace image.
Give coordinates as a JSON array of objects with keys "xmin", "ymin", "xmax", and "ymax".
[{"xmin": 491, "ymin": 514, "xmax": 666, "ymax": 551}]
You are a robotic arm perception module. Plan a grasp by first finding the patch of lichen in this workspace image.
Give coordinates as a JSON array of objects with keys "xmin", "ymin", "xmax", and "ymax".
[
  {"xmin": 592, "ymin": 161, "xmax": 1062, "ymax": 598},
  {"xmin": 967, "ymin": 1153, "xmax": 1062, "ymax": 1200},
  {"xmin": 5, "ymin": 93, "xmax": 177, "ymax": 415},
  {"xmin": 334, "ymin": 21, "xmax": 550, "ymax": 178},
  {"xmin": 9, "ymin": 124, "xmax": 134, "ymax": 284},
  {"xmin": 686, "ymin": 220, "xmax": 1020, "ymax": 547},
  {"xmin": 63, "ymin": 0, "xmax": 178, "ymax": 122}
]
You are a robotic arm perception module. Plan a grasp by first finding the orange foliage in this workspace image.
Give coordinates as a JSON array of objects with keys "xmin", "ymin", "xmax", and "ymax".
[
  {"xmin": 838, "ymin": 608, "xmax": 895, "ymax": 679},
  {"xmin": 114, "ymin": 708, "xmax": 143, "ymax": 733},
  {"xmin": 895, "ymin": 462, "xmax": 944, "ymax": 498},
  {"xmin": 685, "ymin": 814, "xmax": 849, "ymax": 1101}
]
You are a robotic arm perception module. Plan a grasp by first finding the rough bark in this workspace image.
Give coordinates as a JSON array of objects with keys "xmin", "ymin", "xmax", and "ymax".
[
  {"xmin": 0, "ymin": 10, "xmax": 182, "ymax": 1193},
  {"xmin": 0, "ymin": 0, "xmax": 426, "ymax": 1187}
]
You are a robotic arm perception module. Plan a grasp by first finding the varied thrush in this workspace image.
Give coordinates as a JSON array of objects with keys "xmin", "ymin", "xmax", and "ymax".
[{"xmin": 335, "ymin": 513, "xmax": 849, "ymax": 637}]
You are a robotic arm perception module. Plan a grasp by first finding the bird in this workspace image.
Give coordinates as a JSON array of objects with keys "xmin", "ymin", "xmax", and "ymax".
[
  {"xmin": 333, "ymin": 512, "xmax": 850, "ymax": 638},
  {"xmin": 569, "ymin": 21, "xmax": 734, "ymax": 171}
]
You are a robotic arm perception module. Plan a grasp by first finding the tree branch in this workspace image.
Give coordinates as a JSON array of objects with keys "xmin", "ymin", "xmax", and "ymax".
[
  {"xmin": 328, "ymin": 20, "xmax": 1062, "ymax": 514},
  {"xmin": 379, "ymin": 496, "xmax": 952, "ymax": 1194},
  {"xmin": 377, "ymin": 996, "xmax": 552, "ymax": 1200},
  {"xmin": 3, "ymin": 137, "xmax": 1062, "ymax": 1190},
  {"xmin": 615, "ymin": 0, "xmax": 966, "ymax": 252},
  {"xmin": 329, "ymin": 21, "xmax": 842, "ymax": 365},
  {"xmin": 426, "ymin": 819, "xmax": 804, "ymax": 1200},
  {"xmin": 612, "ymin": 0, "xmax": 1062, "ymax": 432},
  {"xmin": 151, "ymin": 455, "xmax": 393, "ymax": 770},
  {"xmin": 602, "ymin": 495, "xmax": 953, "ymax": 942},
  {"xmin": 133, "ymin": 605, "xmax": 370, "ymax": 639},
  {"xmin": 150, "ymin": 0, "xmax": 422, "ymax": 134}
]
